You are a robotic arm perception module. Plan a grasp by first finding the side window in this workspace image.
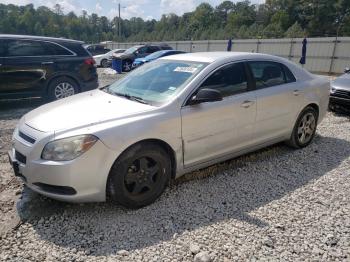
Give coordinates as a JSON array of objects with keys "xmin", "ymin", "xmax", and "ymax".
[
  {"xmin": 148, "ymin": 46, "xmax": 160, "ymax": 53},
  {"xmin": 0, "ymin": 39, "xmax": 6, "ymax": 57},
  {"xmin": 138, "ymin": 47, "xmax": 148, "ymax": 54},
  {"xmin": 43, "ymin": 42, "xmax": 73, "ymax": 56},
  {"xmin": 282, "ymin": 64, "xmax": 296, "ymax": 83},
  {"xmin": 248, "ymin": 61, "xmax": 285, "ymax": 89},
  {"xmin": 199, "ymin": 62, "xmax": 248, "ymax": 97},
  {"xmin": 7, "ymin": 40, "xmax": 49, "ymax": 57}
]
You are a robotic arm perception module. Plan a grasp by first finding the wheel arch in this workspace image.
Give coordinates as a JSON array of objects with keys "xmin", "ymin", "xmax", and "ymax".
[
  {"xmin": 305, "ymin": 103, "xmax": 320, "ymax": 120},
  {"xmin": 46, "ymin": 74, "xmax": 81, "ymax": 96},
  {"xmin": 110, "ymin": 138, "xmax": 177, "ymax": 179}
]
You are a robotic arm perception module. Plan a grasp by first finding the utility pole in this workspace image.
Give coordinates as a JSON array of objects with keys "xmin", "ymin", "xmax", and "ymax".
[{"xmin": 118, "ymin": 3, "xmax": 121, "ymax": 39}]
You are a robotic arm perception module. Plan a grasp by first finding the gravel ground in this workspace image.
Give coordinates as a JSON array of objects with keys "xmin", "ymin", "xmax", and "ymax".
[{"xmin": 1, "ymin": 69, "xmax": 350, "ymax": 261}]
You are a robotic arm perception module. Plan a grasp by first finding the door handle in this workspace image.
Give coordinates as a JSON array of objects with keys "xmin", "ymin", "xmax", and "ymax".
[
  {"xmin": 41, "ymin": 61, "xmax": 54, "ymax": 65},
  {"xmin": 241, "ymin": 100, "xmax": 255, "ymax": 108},
  {"xmin": 293, "ymin": 90, "xmax": 301, "ymax": 96}
]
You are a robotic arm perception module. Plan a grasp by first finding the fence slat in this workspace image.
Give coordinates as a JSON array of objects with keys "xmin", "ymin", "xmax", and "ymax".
[{"xmin": 104, "ymin": 37, "xmax": 350, "ymax": 74}]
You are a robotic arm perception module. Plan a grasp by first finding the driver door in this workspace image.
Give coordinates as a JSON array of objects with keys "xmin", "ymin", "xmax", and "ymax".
[{"xmin": 181, "ymin": 62, "xmax": 257, "ymax": 167}]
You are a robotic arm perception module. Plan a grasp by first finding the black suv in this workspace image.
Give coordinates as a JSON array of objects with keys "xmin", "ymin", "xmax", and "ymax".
[
  {"xmin": 112, "ymin": 44, "xmax": 172, "ymax": 71},
  {"xmin": 0, "ymin": 35, "xmax": 98, "ymax": 101}
]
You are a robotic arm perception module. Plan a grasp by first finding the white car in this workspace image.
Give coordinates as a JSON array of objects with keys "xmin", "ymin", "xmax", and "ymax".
[
  {"xmin": 94, "ymin": 48, "xmax": 125, "ymax": 68},
  {"xmin": 8, "ymin": 52, "xmax": 330, "ymax": 208}
]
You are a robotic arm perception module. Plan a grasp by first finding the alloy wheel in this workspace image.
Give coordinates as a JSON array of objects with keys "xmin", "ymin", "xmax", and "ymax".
[
  {"xmin": 297, "ymin": 112, "xmax": 316, "ymax": 144},
  {"xmin": 54, "ymin": 82, "xmax": 75, "ymax": 99},
  {"xmin": 123, "ymin": 61, "xmax": 131, "ymax": 71}
]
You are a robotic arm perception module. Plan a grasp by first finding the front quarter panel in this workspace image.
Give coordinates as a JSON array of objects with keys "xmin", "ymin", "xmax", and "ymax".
[{"xmin": 53, "ymin": 103, "xmax": 183, "ymax": 178}]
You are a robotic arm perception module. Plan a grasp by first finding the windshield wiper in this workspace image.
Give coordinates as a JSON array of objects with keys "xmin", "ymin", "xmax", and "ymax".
[{"xmin": 113, "ymin": 92, "xmax": 149, "ymax": 105}]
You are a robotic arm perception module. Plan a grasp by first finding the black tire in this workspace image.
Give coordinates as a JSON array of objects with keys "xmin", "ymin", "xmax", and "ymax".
[
  {"xmin": 107, "ymin": 142, "xmax": 171, "ymax": 208},
  {"xmin": 101, "ymin": 59, "xmax": 109, "ymax": 68},
  {"xmin": 47, "ymin": 77, "xmax": 79, "ymax": 101},
  {"xmin": 123, "ymin": 60, "xmax": 132, "ymax": 72},
  {"xmin": 286, "ymin": 106, "xmax": 318, "ymax": 149}
]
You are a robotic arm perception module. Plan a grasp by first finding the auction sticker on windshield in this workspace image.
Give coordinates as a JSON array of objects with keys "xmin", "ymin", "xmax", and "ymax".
[{"xmin": 174, "ymin": 67, "xmax": 198, "ymax": 73}]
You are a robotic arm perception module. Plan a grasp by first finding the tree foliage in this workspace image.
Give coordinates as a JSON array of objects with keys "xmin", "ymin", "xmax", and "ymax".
[{"xmin": 0, "ymin": 1, "xmax": 349, "ymax": 43}]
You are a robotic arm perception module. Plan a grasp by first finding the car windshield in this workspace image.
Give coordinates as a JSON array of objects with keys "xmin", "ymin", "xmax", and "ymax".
[
  {"xmin": 124, "ymin": 46, "xmax": 139, "ymax": 55},
  {"xmin": 146, "ymin": 51, "xmax": 168, "ymax": 60},
  {"xmin": 106, "ymin": 59, "xmax": 208, "ymax": 106}
]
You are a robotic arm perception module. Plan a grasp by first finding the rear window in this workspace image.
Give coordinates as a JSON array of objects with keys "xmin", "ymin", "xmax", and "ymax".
[
  {"xmin": 161, "ymin": 46, "xmax": 172, "ymax": 50},
  {"xmin": 248, "ymin": 61, "xmax": 286, "ymax": 89},
  {"xmin": 43, "ymin": 42, "xmax": 74, "ymax": 56},
  {"xmin": 62, "ymin": 42, "xmax": 90, "ymax": 57}
]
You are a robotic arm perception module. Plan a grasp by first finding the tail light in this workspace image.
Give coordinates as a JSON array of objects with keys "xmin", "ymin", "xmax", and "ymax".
[{"xmin": 84, "ymin": 58, "xmax": 96, "ymax": 65}]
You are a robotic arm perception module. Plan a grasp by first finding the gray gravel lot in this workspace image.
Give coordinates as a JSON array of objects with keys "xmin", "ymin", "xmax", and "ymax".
[{"xmin": 0, "ymin": 69, "xmax": 350, "ymax": 261}]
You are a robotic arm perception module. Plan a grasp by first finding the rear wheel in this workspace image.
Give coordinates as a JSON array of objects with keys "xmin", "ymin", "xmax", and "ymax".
[
  {"xmin": 101, "ymin": 59, "xmax": 109, "ymax": 68},
  {"xmin": 107, "ymin": 143, "xmax": 171, "ymax": 208},
  {"xmin": 47, "ymin": 77, "xmax": 79, "ymax": 101},
  {"xmin": 286, "ymin": 106, "xmax": 318, "ymax": 148}
]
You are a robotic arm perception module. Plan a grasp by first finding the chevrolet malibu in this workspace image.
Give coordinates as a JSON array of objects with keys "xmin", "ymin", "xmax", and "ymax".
[{"xmin": 8, "ymin": 52, "xmax": 330, "ymax": 208}]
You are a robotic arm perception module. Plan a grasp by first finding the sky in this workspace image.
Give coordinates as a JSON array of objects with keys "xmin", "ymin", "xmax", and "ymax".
[{"xmin": 0, "ymin": 0, "xmax": 265, "ymax": 20}]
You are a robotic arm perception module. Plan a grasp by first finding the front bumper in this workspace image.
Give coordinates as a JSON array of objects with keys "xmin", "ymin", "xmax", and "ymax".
[
  {"xmin": 329, "ymin": 95, "xmax": 350, "ymax": 107},
  {"xmin": 9, "ymin": 126, "xmax": 116, "ymax": 202}
]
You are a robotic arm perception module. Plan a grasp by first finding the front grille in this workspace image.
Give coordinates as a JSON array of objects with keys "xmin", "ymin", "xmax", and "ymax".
[
  {"xmin": 15, "ymin": 150, "xmax": 27, "ymax": 164},
  {"xmin": 19, "ymin": 131, "xmax": 36, "ymax": 144},
  {"xmin": 333, "ymin": 89, "xmax": 350, "ymax": 98}
]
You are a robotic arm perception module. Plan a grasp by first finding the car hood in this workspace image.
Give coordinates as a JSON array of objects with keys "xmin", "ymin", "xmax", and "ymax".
[
  {"xmin": 23, "ymin": 90, "xmax": 154, "ymax": 133},
  {"xmin": 331, "ymin": 73, "xmax": 350, "ymax": 90}
]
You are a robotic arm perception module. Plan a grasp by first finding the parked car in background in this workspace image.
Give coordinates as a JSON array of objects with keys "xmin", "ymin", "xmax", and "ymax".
[
  {"xmin": 329, "ymin": 67, "xmax": 350, "ymax": 110},
  {"xmin": 94, "ymin": 48, "xmax": 125, "ymax": 68},
  {"xmin": 132, "ymin": 50, "xmax": 186, "ymax": 68},
  {"xmin": 0, "ymin": 35, "xmax": 98, "ymax": 101},
  {"xmin": 8, "ymin": 52, "xmax": 329, "ymax": 208},
  {"xmin": 112, "ymin": 44, "xmax": 172, "ymax": 72},
  {"xmin": 84, "ymin": 44, "xmax": 111, "ymax": 56}
]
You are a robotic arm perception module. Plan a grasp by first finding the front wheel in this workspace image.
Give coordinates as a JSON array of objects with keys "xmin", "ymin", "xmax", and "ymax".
[
  {"xmin": 107, "ymin": 143, "xmax": 171, "ymax": 208},
  {"xmin": 286, "ymin": 106, "xmax": 318, "ymax": 148},
  {"xmin": 123, "ymin": 60, "xmax": 132, "ymax": 72}
]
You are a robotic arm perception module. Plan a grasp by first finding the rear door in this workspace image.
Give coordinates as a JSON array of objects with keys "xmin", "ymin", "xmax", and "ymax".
[
  {"xmin": 247, "ymin": 61, "xmax": 299, "ymax": 143},
  {"xmin": 1, "ymin": 39, "xmax": 55, "ymax": 95}
]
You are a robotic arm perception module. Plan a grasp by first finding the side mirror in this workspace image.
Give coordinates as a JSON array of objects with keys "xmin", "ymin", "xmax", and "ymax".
[
  {"xmin": 189, "ymin": 88, "xmax": 223, "ymax": 105},
  {"xmin": 344, "ymin": 67, "xmax": 350, "ymax": 74}
]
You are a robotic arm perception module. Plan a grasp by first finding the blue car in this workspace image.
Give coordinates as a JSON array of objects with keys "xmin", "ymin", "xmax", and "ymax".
[{"xmin": 132, "ymin": 50, "xmax": 186, "ymax": 68}]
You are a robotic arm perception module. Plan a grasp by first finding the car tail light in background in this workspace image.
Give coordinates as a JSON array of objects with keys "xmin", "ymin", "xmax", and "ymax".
[{"xmin": 84, "ymin": 58, "xmax": 96, "ymax": 65}]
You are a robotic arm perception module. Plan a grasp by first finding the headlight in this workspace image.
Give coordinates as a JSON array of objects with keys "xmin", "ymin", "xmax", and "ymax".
[
  {"xmin": 330, "ymin": 87, "xmax": 336, "ymax": 93},
  {"xmin": 41, "ymin": 135, "xmax": 98, "ymax": 161}
]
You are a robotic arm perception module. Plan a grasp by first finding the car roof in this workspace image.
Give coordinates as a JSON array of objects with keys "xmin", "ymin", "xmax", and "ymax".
[
  {"xmin": 162, "ymin": 52, "xmax": 285, "ymax": 63},
  {"xmin": 0, "ymin": 34, "xmax": 84, "ymax": 44}
]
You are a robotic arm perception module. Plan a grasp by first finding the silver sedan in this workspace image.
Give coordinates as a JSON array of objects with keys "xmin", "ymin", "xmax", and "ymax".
[{"xmin": 8, "ymin": 52, "xmax": 330, "ymax": 208}]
